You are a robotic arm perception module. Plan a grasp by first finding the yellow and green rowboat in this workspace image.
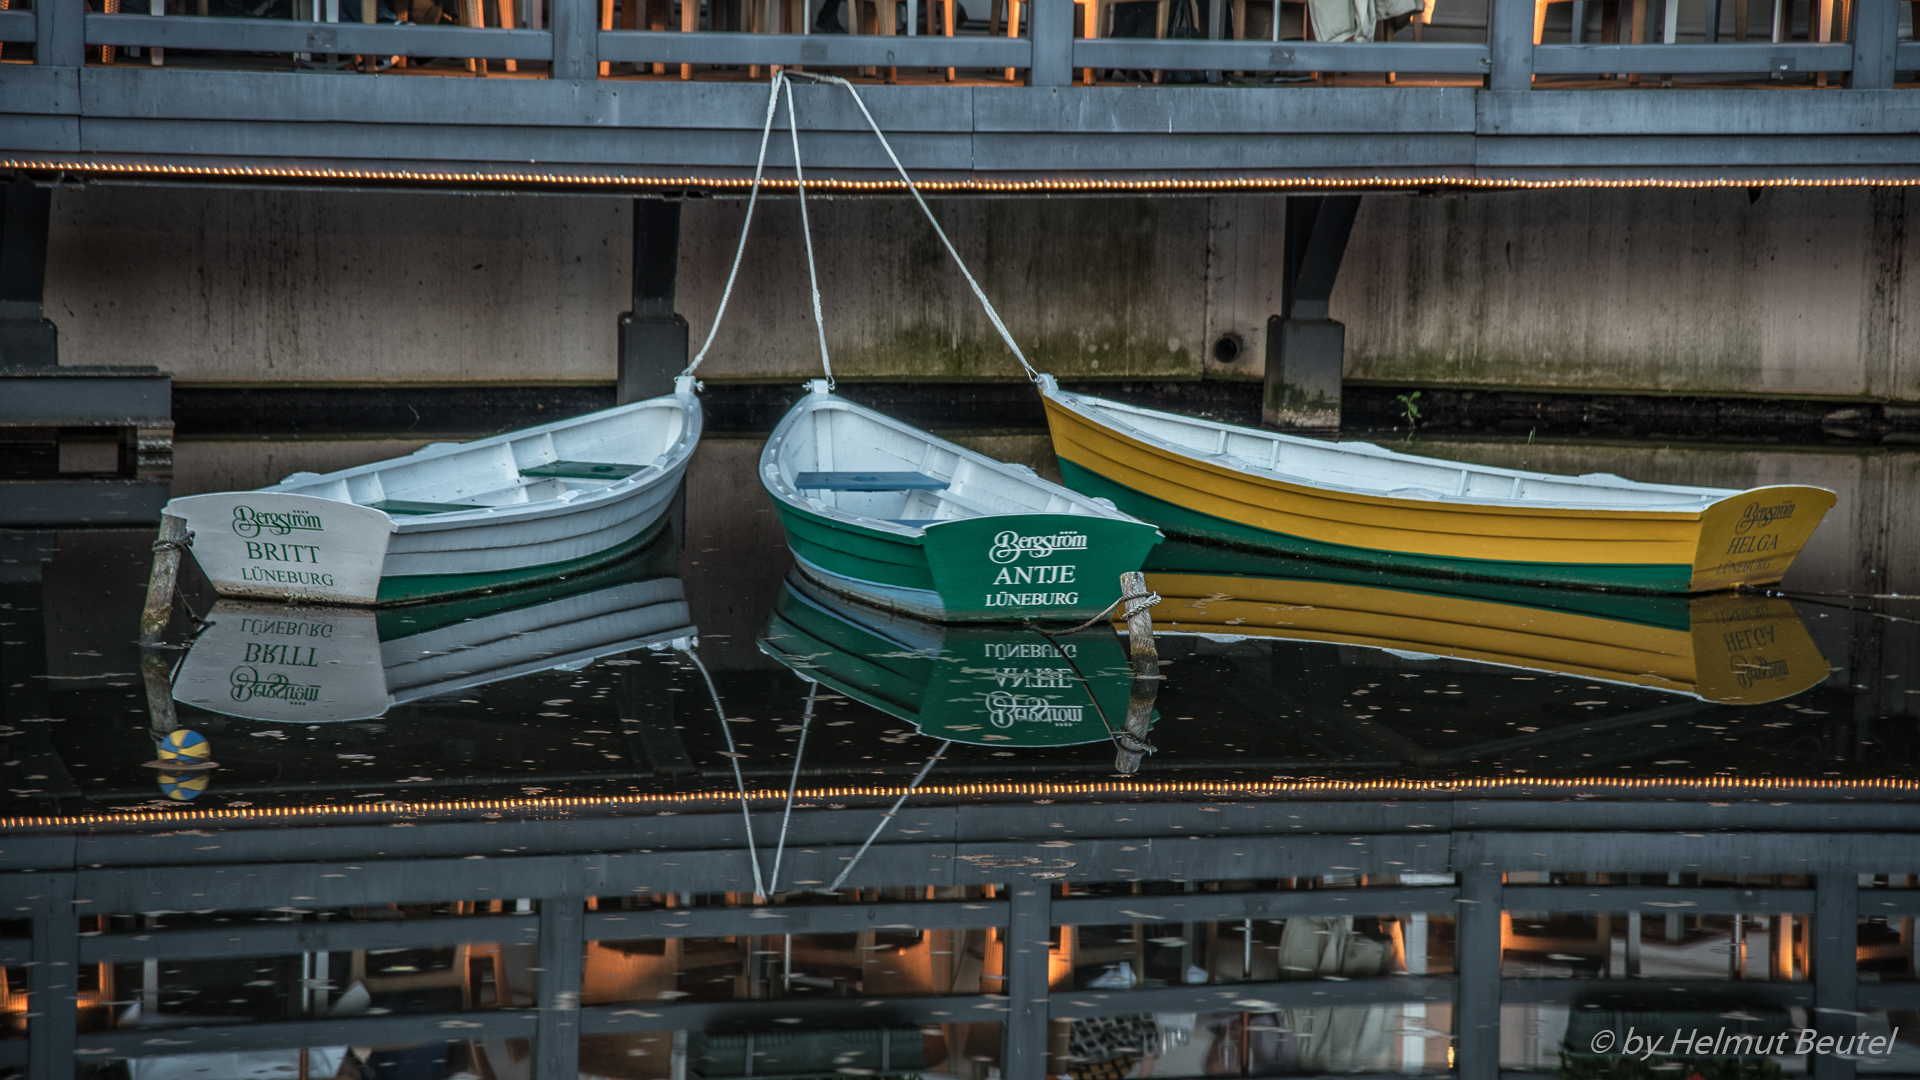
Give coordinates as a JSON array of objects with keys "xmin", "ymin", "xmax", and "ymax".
[{"xmin": 1040, "ymin": 377, "xmax": 1834, "ymax": 594}]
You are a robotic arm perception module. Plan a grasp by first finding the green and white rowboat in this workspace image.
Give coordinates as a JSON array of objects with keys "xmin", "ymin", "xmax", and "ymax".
[
  {"xmin": 759, "ymin": 381, "xmax": 1164, "ymax": 623},
  {"xmin": 165, "ymin": 377, "xmax": 701, "ymax": 606}
]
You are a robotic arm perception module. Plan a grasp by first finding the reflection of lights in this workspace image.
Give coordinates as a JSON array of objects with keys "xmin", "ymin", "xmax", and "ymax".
[
  {"xmin": 4, "ymin": 775, "xmax": 1916, "ymax": 829},
  {"xmin": 1, "ymin": 159, "xmax": 1913, "ymax": 193}
]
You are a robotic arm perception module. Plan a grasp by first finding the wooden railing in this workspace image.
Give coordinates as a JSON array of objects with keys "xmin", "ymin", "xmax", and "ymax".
[{"xmin": 0, "ymin": 0, "xmax": 1901, "ymax": 88}]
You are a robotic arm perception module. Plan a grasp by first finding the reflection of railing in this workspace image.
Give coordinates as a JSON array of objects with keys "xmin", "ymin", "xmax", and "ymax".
[
  {"xmin": 2, "ymin": 0, "xmax": 1903, "ymax": 88},
  {"xmin": 2, "ymin": 817, "xmax": 1915, "ymax": 1077}
]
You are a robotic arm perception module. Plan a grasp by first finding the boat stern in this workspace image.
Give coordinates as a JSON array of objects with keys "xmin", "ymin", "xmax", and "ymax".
[
  {"xmin": 1688, "ymin": 485, "xmax": 1837, "ymax": 591},
  {"xmin": 919, "ymin": 513, "xmax": 1162, "ymax": 622},
  {"xmin": 164, "ymin": 491, "xmax": 397, "ymax": 605}
]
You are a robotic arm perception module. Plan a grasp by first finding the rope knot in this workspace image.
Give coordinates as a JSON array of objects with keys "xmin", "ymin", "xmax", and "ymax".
[{"xmin": 1119, "ymin": 589, "xmax": 1161, "ymax": 622}]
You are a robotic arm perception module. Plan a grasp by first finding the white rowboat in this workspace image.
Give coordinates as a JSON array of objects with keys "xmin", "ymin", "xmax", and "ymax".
[{"xmin": 165, "ymin": 377, "xmax": 702, "ymax": 606}]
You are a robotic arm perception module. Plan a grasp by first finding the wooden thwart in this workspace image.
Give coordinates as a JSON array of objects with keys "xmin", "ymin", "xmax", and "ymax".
[
  {"xmin": 794, "ymin": 471, "xmax": 949, "ymax": 491},
  {"xmin": 520, "ymin": 461, "xmax": 648, "ymax": 481}
]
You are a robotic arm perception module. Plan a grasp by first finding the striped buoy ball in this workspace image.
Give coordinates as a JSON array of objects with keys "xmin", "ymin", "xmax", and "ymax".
[
  {"xmin": 158, "ymin": 729, "xmax": 211, "ymax": 762},
  {"xmin": 157, "ymin": 773, "xmax": 209, "ymax": 801}
]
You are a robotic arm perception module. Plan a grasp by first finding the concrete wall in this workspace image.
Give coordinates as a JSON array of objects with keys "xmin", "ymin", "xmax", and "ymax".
[
  {"xmin": 42, "ymin": 183, "xmax": 1920, "ymax": 402},
  {"xmin": 676, "ymin": 195, "xmax": 1278, "ymax": 382},
  {"xmin": 47, "ymin": 186, "xmax": 630, "ymax": 384},
  {"xmin": 45, "ymin": 185, "xmax": 1278, "ymax": 385},
  {"xmin": 1337, "ymin": 187, "xmax": 1919, "ymax": 402}
]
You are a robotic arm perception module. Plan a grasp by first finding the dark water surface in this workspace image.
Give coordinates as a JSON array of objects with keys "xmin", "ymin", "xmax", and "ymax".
[{"xmin": 2, "ymin": 431, "xmax": 1917, "ymax": 1079}]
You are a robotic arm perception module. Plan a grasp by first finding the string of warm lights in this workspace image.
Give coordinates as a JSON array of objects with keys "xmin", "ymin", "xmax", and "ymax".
[
  {"xmin": 4, "ymin": 158, "xmax": 1916, "ymax": 192},
  {"xmin": 4, "ymin": 774, "xmax": 1915, "ymax": 830}
]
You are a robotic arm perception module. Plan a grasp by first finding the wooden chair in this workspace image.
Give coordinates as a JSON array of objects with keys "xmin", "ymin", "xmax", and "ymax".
[
  {"xmin": 462, "ymin": 0, "xmax": 517, "ymax": 73},
  {"xmin": 850, "ymin": 0, "xmax": 960, "ymax": 80},
  {"xmin": 1776, "ymin": 0, "xmax": 1848, "ymax": 84},
  {"xmin": 1227, "ymin": 0, "xmax": 1308, "ymax": 79},
  {"xmin": 1535, "ymin": 0, "xmax": 1648, "ymax": 82},
  {"xmin": 1230, "ymin": 0, "xmax": 1308, "ymax": 44},
  {"xmin": 743, "ymin": 0, "xmax": 804, "ymax": 78},
  {"xmin": 1230, "ymin": 0, "xmax": 1419, "ymax": 83},
  {"xmin": 603, "ymin": 0, "xmax": 699, "ymax": 77},
  {"xmin": 992, "ymin": 0, "xmax": 1186, "ymax": 84}
]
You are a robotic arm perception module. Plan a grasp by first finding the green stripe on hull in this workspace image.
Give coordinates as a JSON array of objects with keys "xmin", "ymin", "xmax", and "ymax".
[
  {"xmin": 1057, "ymin": 459, "xmax": 1692, "ymax": 594},
  {"xmin": 774, "ymin": 502, "xmax": 937, "ymax": 594},
  {"xmin": 373, "ymin": 518, "xmax": 669, "ymax": 606}
]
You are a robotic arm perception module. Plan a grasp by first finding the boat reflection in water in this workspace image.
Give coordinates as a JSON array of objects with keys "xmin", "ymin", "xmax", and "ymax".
[
  {"xmin": 1142, "ymin": 541, "xmax": 1828, "ymax": 706},
  {"xmin": 757, "ymin": 571, "xmax": 1152, "ymax": 750},
  {"xmin": 172, "ymin": 527, "xmax": 694, "ymax": 724}
]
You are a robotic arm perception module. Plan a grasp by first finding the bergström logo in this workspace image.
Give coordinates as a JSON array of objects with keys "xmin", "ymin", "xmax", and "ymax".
[
  {"xmin": 231, "ymin": 505, "xmax": 325, "ymax": 538},
  {"xmin": 228, "ymin": 666, "xmax": 321, "ymax": 704},
  {"xmin": 986, "ymin": 691, "xmax": 1083, "ymax": 728},
  {"xmin": 1734, "ymin": 500, "xmax": 1795, "ymax": 534},
  {"xmin": 988, "ymin": 530, "xmax": 1089, "ymax": 564}
]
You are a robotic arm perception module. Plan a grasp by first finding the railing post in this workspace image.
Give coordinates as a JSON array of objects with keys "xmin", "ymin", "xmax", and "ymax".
[
  {"xmin": 25, "ymin": 874, "xmax": 79, "ymax": 1077},
  {"xmin": 1455, "ymin": 865, "xmax": 1503, "ymax": 1080},
  {"xmin": 1002, "ymin": 881, "xmax": 1053, "ymax": 1079},
  {"xmin": 37, "ymin": 0, "xmax": 87, "ymax": 67},
  {"xmin": 1487, "ymin": 0, "xmax": 1535, "ymax": 89},
  {"xmin": 1810, "ymin": 874, "xmax": 1859, "ymax": 1080},
  {"xmin": 1847, "ymin": 0, "xmax": 1897, "ymax": 88},
  {"xmin": 550, "ymin": 0, "xmax": 597, "ymax": 79},
  {"xmin": 534, "ymin": 896, "xmax": 585, "ymax": 1080},
  {"xmin": 1027, "ymin": 0, "xmax": 1072, "ymax": 87}
]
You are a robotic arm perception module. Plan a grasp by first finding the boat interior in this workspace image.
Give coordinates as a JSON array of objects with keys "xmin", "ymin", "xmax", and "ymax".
[
  {"xmin": 271, "ymin": 398, "xmax": 690, "ymax": 516},
  {"xmin": 1068, "ymin": 394, "xmax": 1736, "ymax": 509},
  {"xmin": 773, "ymin": 398, "xmax": 1113, "ymax": 528}
]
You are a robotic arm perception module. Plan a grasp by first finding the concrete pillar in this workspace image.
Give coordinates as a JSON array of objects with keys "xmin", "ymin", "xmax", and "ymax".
[
  {"xmin": 619, "ymin": 199, "xmax": 690, "ymax": 405},
  {"xmin": 0, "ymin": 176, "xmax": 58, "ymax": 368},
  {"xmin": 1263, "ymin": 195, "xmax": 1358, "ymax": 433}
]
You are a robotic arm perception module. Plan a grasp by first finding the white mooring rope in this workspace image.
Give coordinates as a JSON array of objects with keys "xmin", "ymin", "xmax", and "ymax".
[
  {"xmin": 687, "ymin": 70, "xmax": 1043, "ymax": 386},
  {"xmin": 682, "ymin": 75, "xmax": 787, "ymax": 378},
  {"xmin": 785, "ymin": 70, "xmax": 1043, "ymax": 385},
  {"xmin": 783, "ymin": 75, "xmax": 835, "ymax": 389}
]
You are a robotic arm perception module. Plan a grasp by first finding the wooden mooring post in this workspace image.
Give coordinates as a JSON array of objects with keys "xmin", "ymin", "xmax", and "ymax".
[
  {"xmin": 1114, "ymin": 569, "xmax": 1160, "ymax": 774},
  {"xmin": 139, "ymin": 513, "xmax": 189, "ymax": 647}
]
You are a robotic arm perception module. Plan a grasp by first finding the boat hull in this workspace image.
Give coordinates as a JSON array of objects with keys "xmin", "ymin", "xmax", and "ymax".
[
  {"xmin": 170, "ymin": 488, "xmax": 681, "ymax": 606},
  {"xmin": 760, "ymin": 384, "xmax": 1162, "ymax": 623},
  {"xmin": 168, "ymin": 386, "xmax": 699, "ymax": 606},
  {"xmin": 773, "ymin": 501, "xmax": 1163, "ymax": 622},
  {"xmin": 1044, "ymin": 392, "xmax": 1834, "ymax": 594}
]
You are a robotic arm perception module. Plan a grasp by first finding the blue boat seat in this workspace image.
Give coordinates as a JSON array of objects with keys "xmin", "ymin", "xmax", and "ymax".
[
  {"xmin": 795, "ymin": 471, "xmax": 949, "ymax": 492},
  {"xmin": 369, "ymin": 499, "xmax": 477, "ymax": 515},
  {"xmin": 521, "ymin": 461, "xmax": 646, "ymax": 480}
]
